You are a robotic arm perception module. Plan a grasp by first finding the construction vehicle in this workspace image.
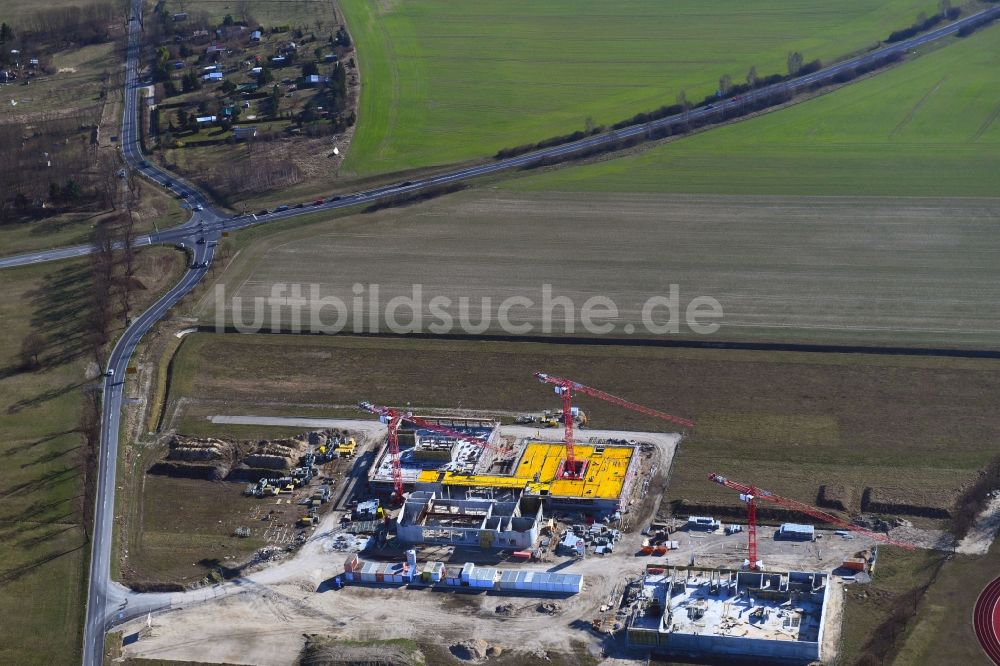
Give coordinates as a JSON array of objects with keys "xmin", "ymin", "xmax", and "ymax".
[
  {"xmin": 534, "ymin": 372, "xmax": 694, "ymax": 479},
  {"xmin": 249, "ymin": 478, "xmax": 280, "ymax": 497},
  {"xmin": 708, "ymin": 473, "xmax": 914, "ymax": 571},
  {"xmin": 311, "ymin": 485, "xmax": 332, "ymax": 504},
  {"xmin": 334, "ymin": 437, "xmax": 357, "ymax": 458}
]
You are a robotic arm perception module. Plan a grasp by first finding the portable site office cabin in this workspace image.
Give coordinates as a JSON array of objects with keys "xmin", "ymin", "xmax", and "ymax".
[
  {"xmin": 496, "ymin": 570, "xmax": 583, "ymax": 594},
  {"xmin": 444, "ymin": 569, "xmax": 463, "ymax": 586},
  {"xmin": 344, "ymin": 553, "xmax": 359, "ymax": 572},
  {"xmin": 358, "ymin": 561, "xmax": 379, "ymax": 583},
  {"xmin": 498, "ymin": 570, "xmax": 542, "ymax": 591},
  {"xmin": 470, "ymin": 567, "xmax": 498, "ymax": 589},
  {"xmin": 383, "ymin": 562, "xmax": 411, "ymax": 584},
  {"xmin": 421, "ymin": 561, "xmax": 444, "ymax": 582},
  {"xmin": 543, "ymin": 573, "xmax": 583, "ymax": 594}
]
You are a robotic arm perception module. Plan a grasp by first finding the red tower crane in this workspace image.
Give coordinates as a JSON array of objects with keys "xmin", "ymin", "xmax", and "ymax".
[
  {"xmin": 534, "ymin": 372, "xmax": 694, "ymax": 479},
  {"xmin": 708, "ymin": 472, "xmax": 914, "ymax": 571},
  {"xmin": 358, "ymin": 402, "xmax": 498, "ymax": 503}
]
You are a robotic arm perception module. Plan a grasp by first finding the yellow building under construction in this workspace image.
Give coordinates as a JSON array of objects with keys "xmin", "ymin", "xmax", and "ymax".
[{"xmin": 417, "ymin": 442, "xmax": 639, "ymax": 512}]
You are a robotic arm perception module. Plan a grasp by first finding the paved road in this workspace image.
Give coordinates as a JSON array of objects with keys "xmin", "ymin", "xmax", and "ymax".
[
  {"xmin": 209, "ymin": 415, "xmax": 383, "ymax": 429},
  {"xmin": 80, "ymin": 7, "xmax": 222, "ymax": 665},
  {"xmin": 4, "ymin": 4, "xmax": 998, "ymax": 274},
  {"xmin": 56, "ymin": 3, "xmax": 999, "ymax": 664}
]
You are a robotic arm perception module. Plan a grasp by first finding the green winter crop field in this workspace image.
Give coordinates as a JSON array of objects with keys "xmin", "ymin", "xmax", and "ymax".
[
  {"xmin": 338, "ymin": 0, "xmax": 939, "ymax": 175},
  {"xmin": 507, "ymin": 22, "xmax": 1000, "ymax": 197}
]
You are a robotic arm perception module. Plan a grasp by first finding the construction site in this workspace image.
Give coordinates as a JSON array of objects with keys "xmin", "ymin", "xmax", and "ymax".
[
  {"xmin": 116, "ymin": 370, "xmax": 934, "ymax": 665},
  {"xmin": 627, "ymin": 567, "xmax": 831, "ymax": 662},
  {"xmin": 370, "ymin": 424, "xmax": 642, "ymax": 515}
]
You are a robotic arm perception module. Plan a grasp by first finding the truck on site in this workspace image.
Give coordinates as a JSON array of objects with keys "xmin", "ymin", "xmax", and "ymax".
[{"xmin": 334, "ymin": 437, "xmax": 357, "ymax": 458}]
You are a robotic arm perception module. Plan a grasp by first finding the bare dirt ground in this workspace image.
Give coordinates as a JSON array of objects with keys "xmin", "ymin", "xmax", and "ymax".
[
  {"xmin": 955, "ymin": 496, "xmax": 1000, "ymax": 555},
  {"xmin": 118, "ymin": 522, "xmax": 875, "ymax": 666},
  {"xmin": 116, "ymin": 420, "xmax": 878, "ymax": 665},
  {"xmin": 201, "ymin": 190, "xmax": 1000, "ymax": 348}
]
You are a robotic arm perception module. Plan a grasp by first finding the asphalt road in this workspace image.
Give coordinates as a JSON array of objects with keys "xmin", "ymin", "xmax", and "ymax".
[
  {"xmin": 14, "ymin": 2, "xmax": 991, "ymax": 663},
  {"xmin": 80, "ymin": 7, "xmax": 222, "ymax": 665},
  {"xmin": 4, "ymin": 3, "xmax": 997, "ymax": 275}
]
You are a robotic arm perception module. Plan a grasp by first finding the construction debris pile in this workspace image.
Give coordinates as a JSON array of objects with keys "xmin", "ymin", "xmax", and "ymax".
[{"xmin": 148, "ymin": 429, "xmax": 356, "ymax": 481}]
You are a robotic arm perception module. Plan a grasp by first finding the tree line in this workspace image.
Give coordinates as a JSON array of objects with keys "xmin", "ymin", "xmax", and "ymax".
[
  {"xmin": 495, "ymin": 51, "xmax": 825, "ymax": 161},
  {"xmin": 951, "ymin": 455, "xmax": 1000, "ymax": 540},
  {"xmin": 887, "ymin": 1, "xmax": 961, "ymax": 43},
  {"xmin": 493, "ymin": 2, "xmax": 986, "ymax": 163},
  {"xmin": 17, "ymin": 191, "xmax": 143, "ymax": 536},
  {"xmin": 957, "ymin": 3, "xmax": 1000, "ymax": 37},
  {"xmin": 508, "ymin": 47, "xmax": 901, "ymax": 169}
]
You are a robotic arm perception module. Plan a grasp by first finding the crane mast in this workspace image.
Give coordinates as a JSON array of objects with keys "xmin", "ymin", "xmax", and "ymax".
[
  {"xmin": 708, "ymin": 472, "xmax": 914, "ymax": 570},
  {"xmin": 358, "ymin": 401, "xmax": 496, "ymax": 503},
  {"xmin": 535, "ymin": 372, "xmax": 694, "ymax": 480}
]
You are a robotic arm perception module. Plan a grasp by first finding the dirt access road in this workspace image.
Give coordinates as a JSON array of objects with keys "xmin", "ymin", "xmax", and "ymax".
[{"xmin": 115, "ymin": 424, "xmax": 870, "ymax": 664}]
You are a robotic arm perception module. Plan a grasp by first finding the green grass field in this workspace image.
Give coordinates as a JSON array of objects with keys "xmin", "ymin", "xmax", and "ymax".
[
  {"xmin": 508, "ymin": 22, "xmax": 1000, "ymax": 197},
  {"xmin": 893, "ymin": 539, "xmax": 1000, "ymax": 665},
  {"xmin": 339, "ymin": 0, "xmax": 937, "ymax": 175},
  {"xmin": 0, "ymin": 247, "xmax": 183, "ymax": 665},
  {"xmin": 839, "ymin": 547, "xmax": 947, "ymax": 664},
  {"xmin": 0, "ymin": 259, "xmax": 99, "ymax": 666}
]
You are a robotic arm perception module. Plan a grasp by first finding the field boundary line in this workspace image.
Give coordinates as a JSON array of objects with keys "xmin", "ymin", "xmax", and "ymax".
[
  {"xmin": 189, "ymin": 326, "xmax": 1000, "ymax": 360},
  {"xmin": 889, "ymin": 75, "xmax": 947, "ymax": 138},
  {"xmin": 973, "ymin": 99, "xmax": 1000, "ymax": 141}
]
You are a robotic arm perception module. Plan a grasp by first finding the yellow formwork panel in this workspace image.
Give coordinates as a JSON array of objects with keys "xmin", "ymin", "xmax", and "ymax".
[{"xmin": 419, "ymin": 442, "xmax": 634, "ymax": 500}]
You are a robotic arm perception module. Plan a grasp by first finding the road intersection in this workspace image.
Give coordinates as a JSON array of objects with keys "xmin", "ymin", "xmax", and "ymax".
[{"xmin": 3, "ymin": 2, "xmax": 997, "ymax": 663}]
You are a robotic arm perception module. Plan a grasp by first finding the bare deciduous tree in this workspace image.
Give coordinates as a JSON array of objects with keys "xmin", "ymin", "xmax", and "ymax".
[
  {"xmin": 19, "ymin": 332, "xmax": 45, "ymax": 370},
  {"xmin": 787, "ymin": 51, "xmax": 804, "ymax": 76},
  {"xmin": 719, "ymin": 74, "xmax": 732, "ymax": 96}
]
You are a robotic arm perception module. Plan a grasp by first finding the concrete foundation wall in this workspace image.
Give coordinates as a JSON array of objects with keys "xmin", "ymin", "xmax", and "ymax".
[
  {"xmin": 662, "ymin": 633, "xmax": 819, "ymax": 662},
  {"xmin": 396, "ymin": 489, "xmax": 541, "ymax": 549}
]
